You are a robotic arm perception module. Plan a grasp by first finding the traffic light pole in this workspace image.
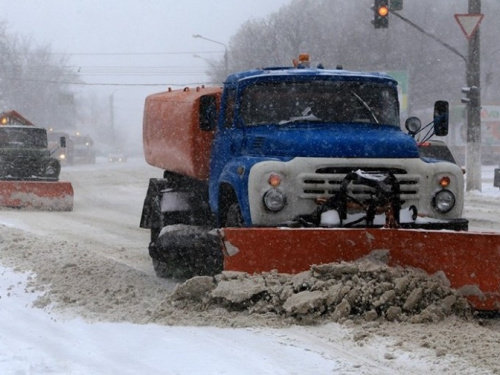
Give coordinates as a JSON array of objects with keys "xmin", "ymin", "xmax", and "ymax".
[{"xmin": 465, "ymin": 0, "xmax": 482, "ymax": 192}]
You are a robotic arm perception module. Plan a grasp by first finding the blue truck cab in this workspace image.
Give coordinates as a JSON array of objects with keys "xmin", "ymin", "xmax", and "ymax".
[{"xmin": 206, "ymin": 64, "xmax": 464, "ymax": 228}]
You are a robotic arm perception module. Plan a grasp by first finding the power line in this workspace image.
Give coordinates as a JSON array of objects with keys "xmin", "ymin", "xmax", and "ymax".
[
  {"xmin": 73, "ymin": 66, "xmax": 207, "ymax": 76},
  {"xmin": 71, "ymin": 81, "xmax": 211, "ymax": 87},
  {"xmin": 4, "ymin": 76, "xmax": 210, "ymax": 87},
  {"xmin": 15, "ymin": 65, "xmax": 210, "ymax": 75},
  {"xmin": 51, "ymin": 50, "xmax": 224, "ymax": 56}
]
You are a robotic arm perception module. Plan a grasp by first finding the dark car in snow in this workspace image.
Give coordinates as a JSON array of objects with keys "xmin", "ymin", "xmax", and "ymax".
[
  {"xmin": 418, "ymin": 140, "xmax": 466, "ymax": 175},
  {"xmin": 108, "ymin": 149, "xmax": 127, "ymax": 163},
  {"xmin": 418, "ymin": 140, "xmax": 458, "ymax": 164}
]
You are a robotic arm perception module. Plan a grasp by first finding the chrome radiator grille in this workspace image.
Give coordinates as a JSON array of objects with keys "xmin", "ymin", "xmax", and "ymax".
[{"xmin": 299, "ymin": 167, "xmax": 421, "ymax": 201}]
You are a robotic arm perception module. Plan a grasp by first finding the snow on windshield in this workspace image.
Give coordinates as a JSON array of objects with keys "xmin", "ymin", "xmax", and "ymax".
[
  {"xmin": 240, "ymin": 80, "xmax": 400, "ymax": 127},
  {"xmin": 0, "ymin": 127, "xmax": 48, "ymax": 148}
]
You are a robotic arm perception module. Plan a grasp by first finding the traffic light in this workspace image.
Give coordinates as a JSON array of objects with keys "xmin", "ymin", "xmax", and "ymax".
[
  {"xmin": 372, "ymin": 0, "xmax": 389, "ymax": 29},
  {"xmin": 461, "ymin": 86, "xmax": 480, "ymax": 108}
]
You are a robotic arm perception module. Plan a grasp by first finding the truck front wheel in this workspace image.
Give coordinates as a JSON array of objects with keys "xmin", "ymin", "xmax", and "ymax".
[
  {"xmin": 150, "ymin": 225, "xmax": 223, "ymax": 279},
  {"xmin": 152, "ymin": 258, "xmax": 174, "ymax": 278}
]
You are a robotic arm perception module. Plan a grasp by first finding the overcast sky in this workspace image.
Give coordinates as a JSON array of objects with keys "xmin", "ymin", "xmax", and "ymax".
[
  {"xmin": 0, "ymin": 0, "xmax": 291, "ymax": 148},
  {"xmin": 2, "ymin": 0, "xmax": 291, "ymax": 83}
]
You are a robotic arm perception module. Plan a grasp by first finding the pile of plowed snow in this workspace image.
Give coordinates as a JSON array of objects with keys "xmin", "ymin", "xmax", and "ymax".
[{"xmin": 166, "ymin": 255, "xmax": 471, "ymax": 325}]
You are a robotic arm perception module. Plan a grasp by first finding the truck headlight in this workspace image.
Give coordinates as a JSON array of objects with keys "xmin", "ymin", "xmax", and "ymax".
[
  {"xmin": 44, "ymin": 160, "xmax": 61, "ymax": 177},
  {"xmin": 45, "ymin": 165, "xmax": 58, "ymax": 176},
  {"xmin": 263, "ymin": 189, "xmax": 286, "ymax": 212},
  {"xmin": 433, "ymin": 189, "xmax": 455, "ymax": 213}
]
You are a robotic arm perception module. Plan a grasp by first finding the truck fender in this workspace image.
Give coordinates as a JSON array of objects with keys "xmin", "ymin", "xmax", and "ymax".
[
  {"xmin": 140, "ymin": 178, "xmax": 169, "ymax": 230},
  {"xmin": 215, "ymin": 164, "xmax": 252, "ymax": 226}
]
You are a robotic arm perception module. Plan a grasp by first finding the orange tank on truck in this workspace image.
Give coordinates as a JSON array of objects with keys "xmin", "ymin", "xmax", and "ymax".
[
  {"xmin": 0, "ymin": 110, "xmax": 73, "ymax": 211},
  {"xmin": 140, "ymin": 55, "xmax": 500, "ymax": 312}
]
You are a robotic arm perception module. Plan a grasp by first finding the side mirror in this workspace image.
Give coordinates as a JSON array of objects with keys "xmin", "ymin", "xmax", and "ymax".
[
  {"xmin": 60, "ymin": 136, "xmax": 66, "ymax": 148},
  {"xmin": 433, "ymin": 100, "xmax": 449, "ymax": 136},
  {"xmin": 199, "ymin": 95, "xmax": 217, "ymax": 131}
]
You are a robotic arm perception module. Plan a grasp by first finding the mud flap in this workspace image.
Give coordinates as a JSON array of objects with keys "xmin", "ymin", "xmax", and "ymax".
[
  {"xmin": 0, "ymin": 181, "xmax": 74, "ymax": 211},
  {"xmin": 220, "ymin": 227, "xmax": 500, "ymax": 311}
]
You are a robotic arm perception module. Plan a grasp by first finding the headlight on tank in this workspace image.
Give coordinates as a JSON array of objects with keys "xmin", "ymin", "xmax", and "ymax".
[
  {"xmin": 433, "ymin": 189, "xmax": 455, "ymax": 213},
  {"xmin": 263, "ymin": 189, "xmax": 286, "ymax": 212}
]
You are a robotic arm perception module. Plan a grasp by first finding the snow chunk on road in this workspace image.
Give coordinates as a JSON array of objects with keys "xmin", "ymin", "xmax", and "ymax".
[{"xmin": 167, "ymin": 260, "xmax": 472, "ymax": 324}]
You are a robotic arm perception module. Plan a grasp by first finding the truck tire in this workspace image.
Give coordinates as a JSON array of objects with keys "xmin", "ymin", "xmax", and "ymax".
[
  {"xmin": 152, "ymin": 258, "xmax": 174, "ymax": 278},
  {"xmin": 152, "ymin": 224, "xmax": 223, "ymax": 279},
  {"xmin": 225, "ymin": 203, "xmax": 243, "ymax": 227}
]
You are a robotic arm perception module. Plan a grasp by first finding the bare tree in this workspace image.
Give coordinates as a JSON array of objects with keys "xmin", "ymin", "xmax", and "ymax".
[{"xmin": 0, "ymin": 24, "xmax": 80, "ymax": 129}]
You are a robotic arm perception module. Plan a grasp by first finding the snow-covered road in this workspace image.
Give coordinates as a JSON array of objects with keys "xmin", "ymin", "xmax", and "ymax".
[{"xmin": 1, "ymin": 158, "xmax": 499, "ymax": 374}]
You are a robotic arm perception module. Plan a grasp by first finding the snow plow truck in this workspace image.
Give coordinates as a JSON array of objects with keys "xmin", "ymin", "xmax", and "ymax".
[
  {"xmin": 140, "ymin": 55, "xmax": 500, "ymax": 311},
  {"xmin": 0, "ymin": 111, "xmax": 73, "ymax": 211}
]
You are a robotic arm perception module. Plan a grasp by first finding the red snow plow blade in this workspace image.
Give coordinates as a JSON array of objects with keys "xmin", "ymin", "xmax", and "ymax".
[
  {"xmin": 220, "ymin": 228, "xmax": 500, "ymax": 311},
  {"xmin": 0, "ymin": 181, "xmax": 73, "ymax": 211}
]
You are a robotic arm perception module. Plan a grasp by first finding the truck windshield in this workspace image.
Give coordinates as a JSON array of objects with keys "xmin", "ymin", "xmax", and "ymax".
[
  {"xmin": 240, "ymin": 80, "xmax": 399, "ymax": 127},
  {"xmin": 0, "ymin": 127, "xmax": 48, "ymax": 148}
]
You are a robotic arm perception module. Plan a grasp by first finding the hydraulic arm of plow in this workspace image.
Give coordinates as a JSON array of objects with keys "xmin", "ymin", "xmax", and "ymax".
[{"xmin": 298, "ymin": 170, "xmax": 412, "ymax": 228}]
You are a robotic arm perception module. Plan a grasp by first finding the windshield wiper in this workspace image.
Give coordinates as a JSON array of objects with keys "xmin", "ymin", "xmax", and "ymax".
[
  {"xmin": 350, "ymin": 91, "xmax": 379, "ymax": 124},
  {"xmin": 279, "ymin": 107, "xmax": 322, "ymax": 125}
]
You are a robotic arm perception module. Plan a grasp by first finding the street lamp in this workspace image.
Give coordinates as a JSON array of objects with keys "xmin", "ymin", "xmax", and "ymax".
[
  {"xmin": 192, "ymin": 34, "xmax": 228, "ymax": 77},
  {"xmin": 193, "ymin": 53, "xmax": 214, "ymax": 66},
  {"xmin": 193, "ymin": 54, "xmax": 217, "ymax": 81}
]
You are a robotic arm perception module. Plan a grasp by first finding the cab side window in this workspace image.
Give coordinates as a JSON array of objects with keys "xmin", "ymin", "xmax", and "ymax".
[{"xmin": 223, "ymin": 88, "xmax": 236, "ymax": 128}]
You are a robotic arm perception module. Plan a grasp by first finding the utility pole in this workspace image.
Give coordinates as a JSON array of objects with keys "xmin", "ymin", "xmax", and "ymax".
[
  {"xmin": 109, "ymin": 93, "xmax": 115, "ymax": 146},
  {"xmin": 465, "ymin": 0, "xmax": 482, "ymax": 191}
]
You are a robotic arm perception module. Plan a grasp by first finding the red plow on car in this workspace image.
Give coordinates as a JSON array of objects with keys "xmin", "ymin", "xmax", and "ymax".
[
  {"xmin": 0, "ymin": 110, "xmax": 74, "ymax": 211},
  {"xmin": 0, "ymin": 181, "xmax": 74, "ymax": 211}
]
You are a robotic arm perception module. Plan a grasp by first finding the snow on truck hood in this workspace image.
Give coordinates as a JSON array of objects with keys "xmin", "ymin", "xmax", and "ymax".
[{"xmin": 240, "ymin": 123, "xmax": 419, "ymax": 159}]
